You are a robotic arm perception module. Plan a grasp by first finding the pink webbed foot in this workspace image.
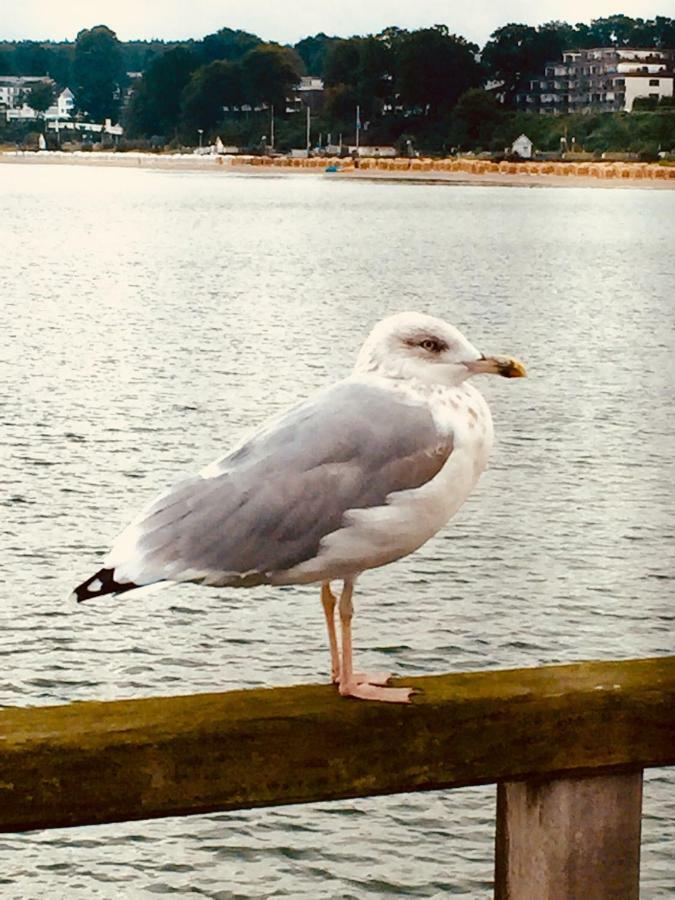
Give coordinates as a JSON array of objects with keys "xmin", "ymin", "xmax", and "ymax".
[{"xmin": 339, "ymin": 681, "xmax": 416, "ymax": 703}]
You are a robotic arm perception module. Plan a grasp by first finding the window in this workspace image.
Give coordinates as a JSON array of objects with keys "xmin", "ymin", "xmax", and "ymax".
[{"xmin": 649, "ymin": 79, "xmax": 660, "ymax": 86}]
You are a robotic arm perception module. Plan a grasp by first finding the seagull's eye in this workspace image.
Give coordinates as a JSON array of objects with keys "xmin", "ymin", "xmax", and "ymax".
[{"xmin": 420, "ymin": 338, "xmax": 444, "ymax": 353}]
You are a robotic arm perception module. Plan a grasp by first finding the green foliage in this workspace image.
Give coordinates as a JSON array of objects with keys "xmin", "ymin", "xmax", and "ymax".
[
  {"xmin": 448, "ymin": 89, "xmax": 505, "ymax": 149},
  {"xmin": 0, "ymin": 117, "xmax": 43, "ymax": 144},
  {"xmin": 73, "ymin": 26, "xmax": 125, "ymax": 120},
  {"xmin": 0, "ymin": 49, "xmax": 14, "ymax": 73},
  {"xmin": 636, "ymin": 144, "xmax": 660, "ymax": 161},
  {"xmin": 632, "ymin": 97, "xmax": 659, "ymax": 112},
  {"xmin": 322, "ymin": 83, "xmax": 356, "ymax": 123},
  {"xmin": 200, "ymin": 27, "xmax": 262, "ymax": 64},
  {"xmin": 0, "ymin": 40, "xmax": 73, "ymax": 84},
  {"xmin": 240, "ymin": 44, "xmax": 302, "ymax": 109},
  {"xmin": 395, "ymin": 27, "xmax": 481, "ymax": 117},
  {"xmin": 27, "ymin": 81, "xmax": 54, "ymax": 114},
  {"xmin": 324, "ymin": 36, "xmax": 391, "ymax": 120},
  {"xmin": 13, "ymin": 41, "xmax": 51, "ymax": 74},
  {"xmin": 323, "ymin": 39, "xmax": 361, "ymax": 88},
  {"xmin": 125, "ymin": 48, "xmax": 199, "ymax": 138},
  {"xmin": 21, "ymin": 130, "xmax": 42, "ymax": 149},
  {"xmin": 179, "ymin": 61, "xmax": 243, "ymax": 137},
  {"xmin": 46, "ymin": 47, "xmax": 73, "ymax": 86},
  {"xmin": 295, "ymin": 33, "xmax": 339, "ymax": 77}
]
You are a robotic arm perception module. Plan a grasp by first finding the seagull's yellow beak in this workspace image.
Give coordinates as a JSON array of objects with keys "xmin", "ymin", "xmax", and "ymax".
[{"xmin": 465, "ymin": 355, "xmax": 527, "ymax": 379}]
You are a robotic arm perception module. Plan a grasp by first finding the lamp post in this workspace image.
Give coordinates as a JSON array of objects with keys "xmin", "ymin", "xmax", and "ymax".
[{"xmin": 198, "ymin": 128, "xmax": 203, "ymax": 150}]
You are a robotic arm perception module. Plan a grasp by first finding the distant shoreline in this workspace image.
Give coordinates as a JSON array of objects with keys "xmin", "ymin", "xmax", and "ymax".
[{"xmin": 2, "ymin": 150, "xmax": 674, "ymax": 190}]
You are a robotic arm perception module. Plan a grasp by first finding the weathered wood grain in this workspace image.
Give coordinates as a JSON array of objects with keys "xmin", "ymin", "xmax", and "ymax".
[
  {"xmin": 495, "ymin": 772, "xmax": 643, "ymax": 899},
  {"xmin": 0, "ymin": 656, "xmax": 672, "ymax": 832}
]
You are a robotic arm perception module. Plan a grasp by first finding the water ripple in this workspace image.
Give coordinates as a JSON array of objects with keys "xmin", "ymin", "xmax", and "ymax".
[{"xmin": 0, "ymin": 165, "xmax": 673, "ymax": 898}]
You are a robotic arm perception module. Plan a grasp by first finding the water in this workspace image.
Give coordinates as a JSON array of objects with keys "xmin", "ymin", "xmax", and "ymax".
[{"xmin": 1, "ymin": 163, "xmax": 673, "ymax": 898}]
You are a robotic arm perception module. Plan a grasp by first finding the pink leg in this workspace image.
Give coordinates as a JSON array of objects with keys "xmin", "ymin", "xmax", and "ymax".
[
  {"xmin": 321, "ymin": 582, "xmax": 340, "ymax": 683},
  {"xmin": 322, "ymin": 582, "xmax": 391, "ymax": 686},
  {"xmin": 337, "ymin": 580, "xmax": 415, "ymax": 704}
]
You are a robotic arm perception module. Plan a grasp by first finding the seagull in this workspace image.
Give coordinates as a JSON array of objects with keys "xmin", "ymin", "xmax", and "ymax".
[{"xmin": 72, "ymin": 312, "xmax": 526, "ymax": 703}]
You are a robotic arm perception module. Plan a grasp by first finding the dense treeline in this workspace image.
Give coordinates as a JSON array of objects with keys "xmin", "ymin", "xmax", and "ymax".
[{"xmin": 1, "ymin": 15, "xmax": 674, "ymax": 153}]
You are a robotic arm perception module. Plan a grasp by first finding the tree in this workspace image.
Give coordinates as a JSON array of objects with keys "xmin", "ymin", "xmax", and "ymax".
[
  {"xmin": 200, "ymin": 27, "xmax": 262, "ymax": 63},
  {"xmin": 449, "ymin": 88, "xmax": 504, "ymax": 149},
  {"xmin": 13, "ymin": 41, "xmax": 50, "ymax": 75},
  {"xmin": 46, "ymin": 46, "xmax": 74, "ymax": 86},
  {"xmin": 125, "ymin": 47, "xmax": 199, "ymax": 137},
  {"xmin": 179, "ymin": 60, "xmax": 242, "ymax": 137},
  {"xmin": 535, "ymin": 21, "xmax": 578, "ymax": 61},
  {"xmin": 356, "ymin": 36, "xmax": 392, "ymax": 116},
  {"xmin": 586, "ymin": 15, "xmax": 637, "ymax": 47},
  {"xmin": 240, "ymin": 44, "xmax": 301, "ymax": 109},
  {"xmin": 323, "ymin": 37, "xmax": 391, "ymax": 120},
  {"xmin": 27, "ymin": 82, "xmax": 54, "ymax": 116},
  {"xmin": 482, "ymin": 24, "xmax": 539, "ymax": 103},
  {"xmin": 653, "ymin": 16, "xmax": 675, "ymax": 48},
  {"xmin": 323, "ymin": 39, "xmax": 361, "ymax": 88},
  {"xmin": 0, "ymin": 50, "xmax": 15, "ymax": 74},
  {"xmin": 323, "ymin": 83, "xmax": 357, "ymax": 121},
  {"xmin": 395, "ymin": 27, "xmax": 482, "ymax": 116},
  {"xmin": 72, "ymin": 25, "xmax": 125, "ymax": 121},
  {"xmin": 294, "ymin": 33, "xmax": 339, "ymax": 76}
]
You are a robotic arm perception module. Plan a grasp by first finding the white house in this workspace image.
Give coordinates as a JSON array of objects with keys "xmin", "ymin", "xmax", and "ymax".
[
  {"xmin": 46, "ymin": 87, "xmax": 75, "ymax": 120},
  {"xmin": 293, "ymin": 76, "xmax": 325, "ymax": 112},
  {"xmin": 46, "ymin": 118, "xmax": 123, "ymax": 138},
  {"xmin": 3, "ymin": 83, "xmax": 75, "ymax": 122},
  {"xmin": 0, "ymin": 75, "xmax": 53, "ymax": 109},
  {"xmin": 511, "ymin": 134, "xmax": 533, "ymax": 159},
  {"xmin": 5, "ymin": 105, "xmax": 39, "ymax": 121}
]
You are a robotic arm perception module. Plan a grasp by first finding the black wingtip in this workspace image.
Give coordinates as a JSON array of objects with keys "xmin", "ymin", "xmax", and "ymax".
[{"xmin": 72, "ymin": 567, "xmax": 139, "ymax": 604}]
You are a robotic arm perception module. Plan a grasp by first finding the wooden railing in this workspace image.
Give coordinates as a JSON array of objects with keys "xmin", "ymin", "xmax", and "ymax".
[{"xmin": 1, "ymin": 656, "xmax": 673, "ymax": 898}]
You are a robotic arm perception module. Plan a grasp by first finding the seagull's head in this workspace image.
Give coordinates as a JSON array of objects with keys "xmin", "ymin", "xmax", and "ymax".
[{"xmin": 354, "ymin": 312, "xmax": 526, "ymax": 387}]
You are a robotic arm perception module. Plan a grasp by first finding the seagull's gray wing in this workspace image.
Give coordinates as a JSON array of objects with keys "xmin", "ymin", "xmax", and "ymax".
[{"xmin": 106, "ymin": 379, "xmax": 454, "ymax": 587}]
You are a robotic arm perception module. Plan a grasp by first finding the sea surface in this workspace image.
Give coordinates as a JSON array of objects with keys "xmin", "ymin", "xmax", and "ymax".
[{"xmin": 1, "ymin": 163, "xmax": 673, "ymax": 898}]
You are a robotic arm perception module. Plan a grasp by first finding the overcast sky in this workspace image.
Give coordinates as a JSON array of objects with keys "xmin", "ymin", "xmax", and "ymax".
[{"xmin": 4, "ymin": 1, "xmax": 669, "ymax": 46}]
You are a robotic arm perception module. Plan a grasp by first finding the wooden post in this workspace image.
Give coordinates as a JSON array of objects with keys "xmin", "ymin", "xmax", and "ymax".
[{"xmin": 495, "ymin": 771, "xmax": 643, "ymax": 899}]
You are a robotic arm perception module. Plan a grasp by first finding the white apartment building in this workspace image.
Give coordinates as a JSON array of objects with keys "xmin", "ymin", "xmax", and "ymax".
[{"xmin": 517, "ymin": 47, "xmax": 674, "ymax": 114}]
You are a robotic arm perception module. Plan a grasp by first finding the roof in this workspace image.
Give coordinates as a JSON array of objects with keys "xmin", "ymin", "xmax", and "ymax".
[
  {"xmin": 0, "ymin": 75, "xmax": 53, "ymax": 86},
  {"xmin": 611, "ymin": 71, "xmax": 674, "ymax": 79}
]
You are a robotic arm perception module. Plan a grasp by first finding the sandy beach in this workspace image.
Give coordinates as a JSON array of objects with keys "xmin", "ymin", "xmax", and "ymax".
[{"xmin": 2, "ymin": 149, "xmax": 674, "ymax": 189}]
